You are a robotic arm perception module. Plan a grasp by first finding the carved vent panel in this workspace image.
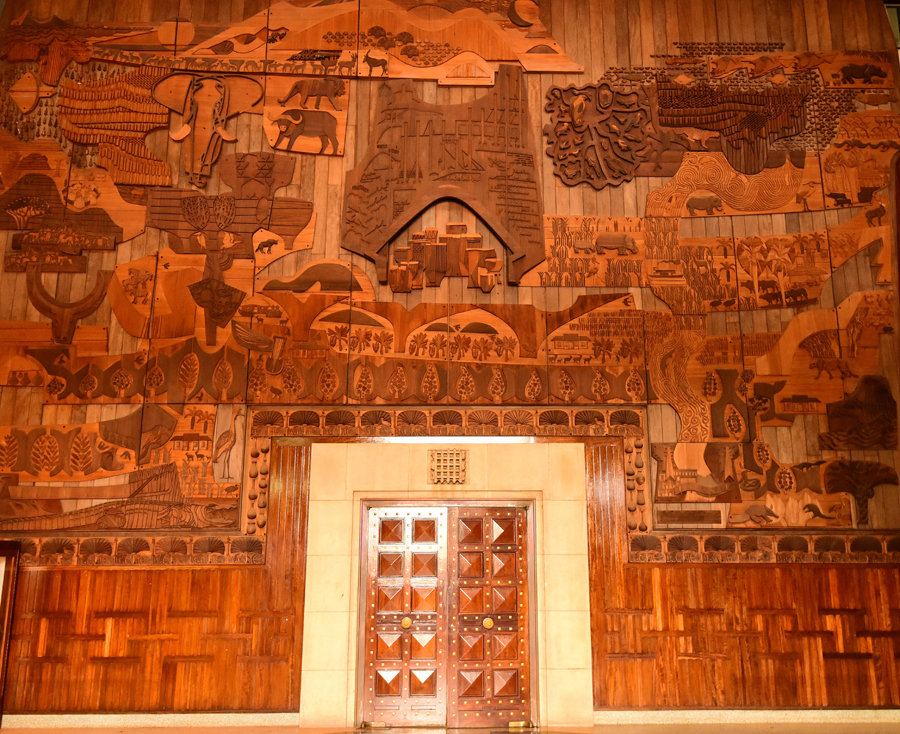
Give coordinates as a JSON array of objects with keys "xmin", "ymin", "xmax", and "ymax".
[{"xmin": 429, "ymin": 449, "xmax": 468, "ymax": 485}]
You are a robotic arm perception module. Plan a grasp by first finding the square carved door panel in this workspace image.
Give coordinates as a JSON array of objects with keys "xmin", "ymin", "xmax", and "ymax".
[{"xmin": 360, "ymin": 506, "xmax": 532, "ymax": 727}]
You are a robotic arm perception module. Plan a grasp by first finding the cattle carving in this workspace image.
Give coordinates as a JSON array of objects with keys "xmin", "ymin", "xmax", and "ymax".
[
  {"xmin": 152, "ymin": 74, "xmax": 264, "ymax": 187},
  {"xmin": 269, "ymin": 109, "xmax": 339, "ymax": 154}
]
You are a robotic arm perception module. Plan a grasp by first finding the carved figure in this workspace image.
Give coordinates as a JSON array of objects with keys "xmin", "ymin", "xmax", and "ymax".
[
  {"xmin": 809, "ymin": 358, "xmax": 858, "ymax": 380},
  {"xmin": 363, "ymin": 49, "xmax": 388, "ymax": 76},
  {"xmin": 277, "ymin": 76, "xmax": 346, "ymax": 110},
  {"xmin": 214, "ymin": 406, "xmax": 243, "ymax": 480},
  {"xmin": 785, "ymin": 286, "xmax": 808, "ymax": 303},
  {"xmin": 840, "ymin": 63, "xmax": 888, "ymax": 84},
  {"xmin": 866, "ymin": 203, "xmax": 886, "ymax": 226},
  {"xmin": 593, "ymin": 233, "xmax": 638, "ymax": 255},
  {"xmin": 153, "ymin": 74, "xmax": 264, "ymax": 187},
  {"xmin": 269, "ymin": 109, "xmax": 338, "ymax": 154},
  {"xmin": 255, "ymin": 238, "xmax": 278, "ymax": 254},
  {"xmin": 732, "ymin": 504, "xmax": 779, "ymax": 524},
  {"xmin": 337, "ymin": 52, "xmax": 358, "ymax": 76},
  {"xmin": 26, "ymin": 264, "xmax": 112, "ymax": 344},
  {"xmin": 826, "ymin": 192, "xmax": 852, "ymax": 207},
  {"xmin": 686, "ymin": 195, "xmax": 724, "ymax": 216}
]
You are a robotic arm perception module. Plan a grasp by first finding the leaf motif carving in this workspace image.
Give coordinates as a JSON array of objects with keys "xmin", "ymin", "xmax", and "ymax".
[
  {"xmin": 213, "ymin": 194, "xmax": 236, "ymax": 230},
  {"xmin": 0, "ymin": 434, "xmax": 18, "ymax": 469},
  {"xmin": 318, "ymin": 360, "xmax": 338, "ymax": 402},
  {"xmin": 178, "ymin": 352, "xmax": 200, "ymax": 396},
  {"xmin": 355, "ymin": 362, "xmax": 374, "ymax": 402},
  {"xmin": 69, "ymin": 433, "xmax": 93, "ymax": 474},
  {"xmin": 388, "ymin": 364, "xmax": 407, "ymax": 400},
  {"xmin": 212, "ymin": 354, "xmax": 234, "ymax": 400},
  {"xmin": 421, "ymin": 363, "xmax": 439, "ymax": 402},
  {"xmin": 145, "ymin": 364, "xmax": 165, "ymax": 397},
  {"xmin": 31, "ymin": 433, "xmax": 60, "ymax": 473}
]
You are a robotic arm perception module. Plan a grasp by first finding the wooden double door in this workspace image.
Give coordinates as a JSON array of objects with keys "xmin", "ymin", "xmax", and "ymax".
[{"xmin": 360, "ymin": 505, "xmax": 533, "ymax": 728}]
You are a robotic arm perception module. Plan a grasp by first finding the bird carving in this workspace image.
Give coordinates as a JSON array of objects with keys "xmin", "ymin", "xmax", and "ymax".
[{"xmin": 213, "ymin": 406, "xmax": 243, "ymax": 480}]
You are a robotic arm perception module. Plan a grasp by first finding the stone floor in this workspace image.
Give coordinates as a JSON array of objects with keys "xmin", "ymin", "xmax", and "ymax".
[{"xmin": 4, "ymin": 725, "xmax": 900, "ymax": 733}]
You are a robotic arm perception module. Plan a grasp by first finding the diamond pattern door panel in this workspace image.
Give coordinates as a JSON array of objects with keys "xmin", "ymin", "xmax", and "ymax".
[
  {"xmin": 448, "ymin": 507, "xmax": 531, "ymax": 726},
  {"xmin": 362, "ymin": 507, "xmax": 448, "ymax": 726},
  {"xmin": 361, "ymin": 506, "xmax": 531, "ymax": 727}
]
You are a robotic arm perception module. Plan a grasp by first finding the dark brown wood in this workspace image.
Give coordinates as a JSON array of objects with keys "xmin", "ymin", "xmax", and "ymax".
[
  {"xmin": 447, "ymin": 506, "xmax": 532, "ymax": 727},
  {"xmin": 0, "ymin": 541, "xmax": 20, "ymax": 727},
  {"xmin": 359, "ymin": 504, "xmax": 533, "ymax": 727},
  {"xmin": 341, "ymin": 65, "xmax": 545, "ymax": 284},
  {"xmin": 2, "ymin": 442, "xmax": 309, "ymax": 713},
  {"xmin": 586, "ymin": 438, "xmax": 900, "ymax": 708}
]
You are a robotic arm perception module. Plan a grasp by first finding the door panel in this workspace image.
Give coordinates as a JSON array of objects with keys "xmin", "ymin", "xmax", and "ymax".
[
  {"xmin": 448, "ymin": 507, "xmax": 531, "ymax": 727},
  {"xmin": 362, "ymin": 507, "xmax": 448, "ymax": 726},
  {"xmin": 360, "ymin": 505, "xmax": 531, "ymax": 728}
]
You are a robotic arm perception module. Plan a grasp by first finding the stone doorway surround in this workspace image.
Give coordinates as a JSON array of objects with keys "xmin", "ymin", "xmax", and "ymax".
[{"xmin": 298, "ymin": 440, "xmax": 593, "ymax": 728}]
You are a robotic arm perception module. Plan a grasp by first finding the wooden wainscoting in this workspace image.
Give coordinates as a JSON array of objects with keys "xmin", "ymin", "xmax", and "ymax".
[
  {"xmin": 587, "ymin": 442, "xmax": 900, "ymax": 709},
  {"xmin": 2, "ymin": 444, "xmax": 309, "ymax": 713}
]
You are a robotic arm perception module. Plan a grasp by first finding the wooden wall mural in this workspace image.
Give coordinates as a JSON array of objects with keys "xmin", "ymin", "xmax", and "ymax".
[
  {"xmin": 0, "ymin": 0, "xmax": 896, "ymax": 714},
  {"xmin": 0, "ymin": 0, "xmax": 897, "ymax": 574}
]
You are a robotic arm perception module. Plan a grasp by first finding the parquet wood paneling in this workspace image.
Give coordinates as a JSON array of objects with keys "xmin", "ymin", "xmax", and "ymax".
[
  {"xmin": 2, "ymin": 443, "xmax": 309, "ymax": 713},
  {"xmin": 587, "ymin": 441, "xmax": 900, "ymax": 709}
]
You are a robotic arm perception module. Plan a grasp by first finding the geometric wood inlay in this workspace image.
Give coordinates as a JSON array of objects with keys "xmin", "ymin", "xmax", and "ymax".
[
  {"xmin": 493, "ymin": 669, "xmax": 519, "ymax": 697},
  {"xmin": 459, "ymin": 552, "xmax": 484, "ymax": 578},
  {"xmin": 459, "ymin": 587, "xmax": 484, "ymax": 614},
  {"xmin": 380, "ymin": 518, "xmax": 404, "ymax": 543},
  {"xmin": 413, "ymin": 552, "xmax": 437, "ymax": 577},
  {"xmin": 410, "ymin": 669, "xmax": 437, "ymax": 696},
  {"xmin": 411, "ymin": 586, "xmax": 437, "ymax": 612},
  {"xmin": 458, "ymin": 518, "xmax": 483, "ymax": 544},
  {"xmin": 491, "ymin": 552, "xmax": 516, "ymax": 579},
  {"xmin": 458, "ymin": 669, "xmax": 485, "ymax": 697},
  {"xmin": 491, "ymin": 587, "xmax": 517, "ymax": 612},
  {"xmin": 492, "ymin": 633, "xmax": 517, "ymax": 660},
  {"xmin": 411, "ymin": 632, "xmax": 436, "ymax": 659},
  {"xmin": 491, "ymin": 518, "xmax": 516, "ymax": 544},
  {"xmin": 376, "ymin": 669, "xmax": 402, "ymax": 696},
  {"xmin": 413, "ymin": 519, "xmax": 437, "ymax": 543},
  {"xmin": 377, "ymin": 586, "xmax": 404, "ymax": 612},
  {"xmin": 379, "ymin": 552, "xmax": 403, "ymax": 577},
  {"xmin": 377, "ymin": 632, "xmax": 403, "ymax": 660},
  {"xmin": 460, "ymin": 633, "xmax": 485, "ymax": 661}
]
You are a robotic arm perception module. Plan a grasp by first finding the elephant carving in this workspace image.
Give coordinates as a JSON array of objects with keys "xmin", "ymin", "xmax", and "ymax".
[{"xmin": 153, "ymin": 74, "xmax": 264, "ymax": 187}]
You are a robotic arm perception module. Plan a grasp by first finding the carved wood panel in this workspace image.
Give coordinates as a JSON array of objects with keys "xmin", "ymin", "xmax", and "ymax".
[
  {"xmin": 2, "ymin": 442, "xmax": 309, "ymax": 713},
  {"xmin": 0, "ymin": 0, "xmax": 897, "ymax": 713},
  {"xmin": 587, "ymin": 440, "xmax": 900, "ymax": 708}
]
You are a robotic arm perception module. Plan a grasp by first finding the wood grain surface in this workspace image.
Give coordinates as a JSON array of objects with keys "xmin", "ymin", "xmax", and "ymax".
[{"xmin": 0, "ymin": 0, "xmax": 897, "ymax": 716}]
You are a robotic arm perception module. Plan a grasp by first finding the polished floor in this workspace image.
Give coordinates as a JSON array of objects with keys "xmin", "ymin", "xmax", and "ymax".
[{"xmin": 4, "ymin": 726, "xmax": 900, "ymax": 733}]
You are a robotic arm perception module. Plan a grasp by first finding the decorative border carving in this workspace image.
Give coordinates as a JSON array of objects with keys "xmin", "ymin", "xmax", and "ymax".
[{"xmin": 8, "ymin": 403, "xmax": 897, "ymax": 566}]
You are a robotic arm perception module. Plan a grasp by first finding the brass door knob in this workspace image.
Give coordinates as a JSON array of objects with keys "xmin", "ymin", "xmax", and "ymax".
[
  {"xmin": 401, "ymin": 617, "xmax": 412, "ymax": 629},
  {"xmin": 482, "ymin": 618, "xmax": 494, "ymax": 630}
]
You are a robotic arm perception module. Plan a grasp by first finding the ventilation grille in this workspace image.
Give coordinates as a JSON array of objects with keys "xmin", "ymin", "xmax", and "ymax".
[{"xmin": 429, "ymin": 449, "xmax": 468, "ymax": 485}]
